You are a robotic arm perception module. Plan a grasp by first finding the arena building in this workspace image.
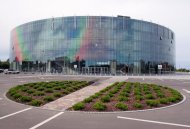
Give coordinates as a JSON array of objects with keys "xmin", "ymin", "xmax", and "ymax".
[{"xmin": 10, "ymin": 16, "xmax": 175, "ymax": 74}]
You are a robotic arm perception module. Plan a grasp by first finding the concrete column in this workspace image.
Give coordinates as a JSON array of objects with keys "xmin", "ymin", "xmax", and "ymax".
[{"xmin": 46, "ymin": 61, "xmax": 51, "ymax": 73}]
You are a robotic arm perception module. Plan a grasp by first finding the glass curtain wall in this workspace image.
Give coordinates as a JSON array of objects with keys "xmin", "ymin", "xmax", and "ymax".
[{"xmin": 10, "ymin": 16, "xmax": 175, "ymax": 74}]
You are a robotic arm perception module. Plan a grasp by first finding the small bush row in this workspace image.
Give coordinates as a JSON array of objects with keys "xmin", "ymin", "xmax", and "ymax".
[
  {"xmin": 70, "ymin": 82, "xmax": 183, "ymax": 111},
  {"xmin": 7, "ymin": 80, "xmax": 89, "ymax": 107}
]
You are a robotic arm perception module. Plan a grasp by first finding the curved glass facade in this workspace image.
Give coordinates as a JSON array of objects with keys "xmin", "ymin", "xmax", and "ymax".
[{"xmin": 10, "ymin": 16, "xmax": 175, "ymax": 74}]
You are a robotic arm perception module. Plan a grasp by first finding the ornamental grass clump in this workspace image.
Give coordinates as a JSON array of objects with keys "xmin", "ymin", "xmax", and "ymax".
[
  {"xmin": 115, "ymin": 102, "xmax": 128, "ymax": 111},
  {"xmin": 101, "ymin": 95, "xmax": 111, "ymax": 103},
  {"xmin": 159, "ymin": 98, "xmax": 169, "ymax": 104},
  {"xmin": 146, "ymin": 100, "xmax": 160, "ymax": 107},
  {"xmin": 73, "ymin": 102, "xmax": 85, "ymax": 110},
  {"xmin": 44, "ymin": 96, "xmax": 54, "ymax": 102},
  {"xmin": 145, "ymin": 94, "xmax": 155, "ymax": 99},
  {"xmin": 20, "ymin": 96, "xmax": 32, "ymax": 102},
  {"xmin": 133, "ymin": 103, "xmax": 143, "ymax": 109},
  {"xmin": 84, "ymin": 97, "xmax": 93, "ymax": 103},
  {"xmin": 118, "ymin": 96, "xmax": 128, "ymax": 102},
  {"xmin": 93, "ymin": 102, "xmax": 106, "ymax": 111},
  {"xmin": 31, "ymin": 100, "xmax": 43, "ymax": 106}
]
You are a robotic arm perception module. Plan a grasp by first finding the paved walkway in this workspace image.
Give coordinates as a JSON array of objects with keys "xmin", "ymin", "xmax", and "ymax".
[{"xmin": 42, "ymin": 76, "xmax": 126, "ymax": 111}]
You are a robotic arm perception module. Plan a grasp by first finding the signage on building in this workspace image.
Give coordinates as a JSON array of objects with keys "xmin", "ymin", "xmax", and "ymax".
[
  {"xmin": 158, "ymin": 65, "xmax": 162, "ymax": 69},
  {"xmin": 74, "ymin": 65, "xmax": 77, "ymax": 69}
]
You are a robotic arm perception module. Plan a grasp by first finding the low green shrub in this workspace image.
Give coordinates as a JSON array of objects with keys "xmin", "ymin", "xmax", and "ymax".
[
  {"xmin": 9, "ymin": 91, "xmax": 17, "ymax": 96},
  {"xmin": 31, "ymin": 100, "xmax": 43, "ymax": 106},
  {"xmin": 167, "ymin": 97, "xmax": 177, "ymax": 103},
  {"xmin": 153, "ymin": 86, "xmax": 161, "ymax": 91},
  {"xmin": 72, "ymin": 86, "xmax": 79, "ymax": 90},
  {"xmin": 109, "ymin": 89, "xmax": 119, "ymax": 94},
  {"xmin": 66, "ymin": 87, "xmax": 74, "ymax": 92},
  {"xmin": 101, "ymin": 95, "xmax": 111, "ymax": 103},
  {"xmin": 143, "ymin": 85, "xmax": 150, "ymax": 91},
  {"xmin": 115, "ymin": 102, "xmax": 128, "ymax": 110},
  {"xmin": 33, "ymin": 91, "xmax": 45, "ymax": 96},
  {"xmin": 54, "ymin": 87, "xmax": 61, "ymax": 90},
  {"xmin": 144, "ymin": 90, "xmax": 151, "ymax": 94},
  {"xmin": 120, "ymin": 92, "xmax": 129, "ymax": 97},
  {"xmin": 62, "ymin": 90, "xmax": 69, "ymax": 95},
  {"xmin": 134, "ymin": 82, "xmax": 140, "ymax": 87},
  {"xmin": 135, "ymin": 95, "xmax": 144, "ymax": 101},
  {"xmin": 84, "ymin": 97, "xmax": 93, "ymax": 103},
  {"xmin": 73, "ymin": 102, "xmax": 85, "ymax": 110},
  {"xmin": 118, "ymin": 96, "xmax": 128, "ymax": 102},
  {"xmin": 91, "ymin": 93, "xmax": 101, "ymax": 99},
  {"xmin": 93, "ymin": 102, "xmax": 106, "ymax": 111},
  {"xmin": 171, "ymin": 92, "xmax": 183, "ymax": 101},
  {"xmin": 134, "ymin": 91, "xmax": 142, "ymax": 96},
  {"xmin": 175, "ymin": 95, "xmax": 183, "ymax": 101},
  {"xmin": 100, "ymin": 87, "xmax": 111, "ymax": 92},
  {"xmin": 27, "ymin": 90, "xmax": 35, "ymax": 94},
  {"xmin": 159, "ymin": 98, "xmax": 169, "ymax": 104},
  {"xmin": 60, "ymin": 85, "xmax": 66, "ymax": 89},
  {"xmin": 133, "ymin": 103, "xmax": 143, "ymax": 108},
  {"xmin": 79, "ymin": 83, "xmax": 87, "ymax": 87},
  {"xmin": 108, "ymin": 93, "xmax": 114, "ymax": 97},
  {"xmin": 8, "ymin": 88, "xmax": 17, "ymax": 96},
  {"xmin": 13, "ymin": 93, "xmax": 21, "ymax": 99},
  {"xmin": 145, "ymin": 94, "xmax": 155, "ymax": 99},
  {"xmin": 53, "ymin": 93, "xmax": 62, "ymax": 97},
  {"xmin": 157, "ymin": 93, "xmax": 165, "ymax": 98},
  {"xmin": 146, "ymin": 100, "xmax": 160, "ymax": 107},
  {"xmin": 44, "ymin": 96, "xmax": 54, "ymax": 102},
  {"xmin": 100, "ymin": 89, "xmax": 106, "ymax": 93},
  {"xmin": 170, "ymin": 89, "xmax": 180, "ymax": 96},
  {"xmin": 90, "ymin": 95, "xmax": 98, "ymax": 99},
  {"xmin": 45, "ymin": 89, "xmax": 53, "ymax": 93},
  {"xmin": 123, "ymin": 88, "xmax": 131, "ymax": 93},
  {"xmin": 33, "ymin": 85, "xmax": 39, "ymax": 89},
  {"xmin": 37, "ymin": 87, "xmax": 45, "ymax": 91},
  {"xmin": 21, "ymin": 88, "xmax": 29, "ymax": 92},
  {"xmin": 46, "ymin": 84, "xmax": 53, "ymax": 88},
  {"xmin": 28, "ymin": 84, "xmax": 35, "ymax": 88},
  {"xmin": 20, "ymin": 96, "xmax": 32, "ymax": 102}
]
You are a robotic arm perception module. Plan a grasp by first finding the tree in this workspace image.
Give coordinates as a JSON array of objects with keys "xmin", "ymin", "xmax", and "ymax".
[{"xmin": 0, "ymin": 59, "xmax": 10, "ymax": 69}]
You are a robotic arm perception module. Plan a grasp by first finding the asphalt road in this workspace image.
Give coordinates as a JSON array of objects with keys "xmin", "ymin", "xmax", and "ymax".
[{"xmin": 0, "ymin": 73, "xmax": 190, "ymax": 129}]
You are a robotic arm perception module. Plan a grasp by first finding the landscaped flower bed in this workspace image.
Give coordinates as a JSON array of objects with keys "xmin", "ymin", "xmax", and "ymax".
[
  {"xmin": 7, "ymin": 81, "xmax": 90, "ymax": 106},
  {"xmin": 70, "ymin": 82, "xmax": 183, "ymax": 112}
]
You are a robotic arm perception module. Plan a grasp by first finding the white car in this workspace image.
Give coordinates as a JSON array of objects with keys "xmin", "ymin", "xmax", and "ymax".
[{"xmin": 4, "ymin": 69, "xmax": 20, "ymax": 74}]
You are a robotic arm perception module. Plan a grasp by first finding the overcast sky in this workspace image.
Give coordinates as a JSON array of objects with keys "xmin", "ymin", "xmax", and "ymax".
[{"xmin": 0, "ymin": 0, "xmax": 189, "ymax": 68}]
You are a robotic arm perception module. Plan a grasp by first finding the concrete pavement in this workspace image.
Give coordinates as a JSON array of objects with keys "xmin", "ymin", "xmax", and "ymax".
[{"xmin": 0, "ymin": 73, "xmax": 190, "ymax": 129}]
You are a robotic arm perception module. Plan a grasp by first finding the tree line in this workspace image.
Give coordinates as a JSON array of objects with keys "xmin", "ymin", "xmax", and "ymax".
[
  {"xmin": 176, "ymin": 68, "xmax": 190, "ymax": 72},
  {"xmin": 0, "ymin": 59, "xmax": 10, "ymax": 69}
]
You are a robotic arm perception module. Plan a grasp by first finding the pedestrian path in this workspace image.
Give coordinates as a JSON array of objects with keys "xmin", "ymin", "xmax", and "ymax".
[{"xmin": 42, "ymin": 76, "xmax": 126, "ymax": 111}]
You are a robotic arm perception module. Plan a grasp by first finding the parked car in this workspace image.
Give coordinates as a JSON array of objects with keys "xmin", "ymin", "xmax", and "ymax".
[
  {"xmin": 0, "ymin": 69, "xmax": 4, "ymax": 73},
  {"xmin": 4, "ymin": 69, "xmax": 20, "ymax": 74}
]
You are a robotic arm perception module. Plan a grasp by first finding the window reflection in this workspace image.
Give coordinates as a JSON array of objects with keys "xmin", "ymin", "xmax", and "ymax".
[{"xmin": 10, "ymin": 16, "xmax": 175, "ymax": 74}]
